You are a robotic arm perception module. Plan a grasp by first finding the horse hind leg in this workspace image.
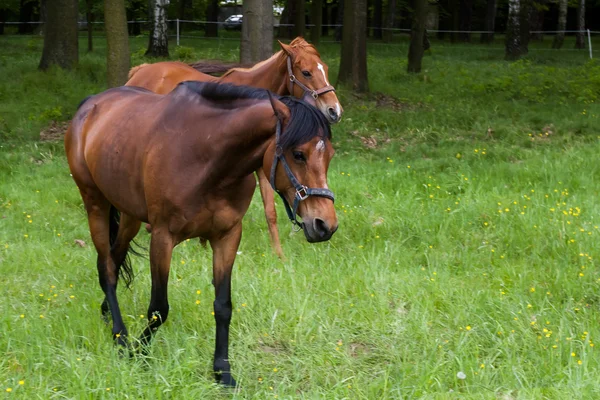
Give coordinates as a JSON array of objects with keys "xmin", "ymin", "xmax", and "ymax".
[
  {"xmin": 81, "ymin": 191, "xmax": 130, "ymax": 347},
  {"xmin": 101, "ymin": 210, "xmax": 142, "ymax": 322}
]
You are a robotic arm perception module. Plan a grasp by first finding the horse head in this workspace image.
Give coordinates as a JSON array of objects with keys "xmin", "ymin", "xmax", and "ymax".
[
  {"xmin": 279, "ymin": 38, "xmax": 343, "ymax": 124},
  {"xmin": 263, "ymin": 92, "xmax": 338, "ymax": 243}
]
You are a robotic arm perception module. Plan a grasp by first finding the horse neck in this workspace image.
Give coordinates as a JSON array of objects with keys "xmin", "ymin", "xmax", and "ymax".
[
  {"xmin": 218, "ymin": 53, "xmax": 289, "ymax": 95},
  {"xmin": 200, "ymin": 103, "xmax": 278, "ymax": 181}
]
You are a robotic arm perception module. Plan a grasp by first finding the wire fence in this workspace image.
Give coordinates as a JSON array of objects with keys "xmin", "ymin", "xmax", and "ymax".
[{"xmin": 2, "ymin": 20, "xmax": 596, "ymax": 59}]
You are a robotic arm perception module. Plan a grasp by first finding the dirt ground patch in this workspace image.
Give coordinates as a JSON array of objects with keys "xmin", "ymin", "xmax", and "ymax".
[{"xmin": 40, "ymin": 121, "xmax": 69, "ymax": 142}]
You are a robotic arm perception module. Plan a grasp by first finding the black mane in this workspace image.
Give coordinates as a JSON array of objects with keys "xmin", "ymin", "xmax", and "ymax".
[{"xmin": 178, "ymin": 81, "xmax": 332, "ymax": 150}]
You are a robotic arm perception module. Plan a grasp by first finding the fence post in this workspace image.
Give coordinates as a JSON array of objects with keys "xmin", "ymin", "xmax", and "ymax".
[
  {"xmin": 588, "ymin": 29, "xmax": 592, "ymax": 59},
  {"xmin": 176, "ymin": 19, "xmax": 180, "ymax": 46}
]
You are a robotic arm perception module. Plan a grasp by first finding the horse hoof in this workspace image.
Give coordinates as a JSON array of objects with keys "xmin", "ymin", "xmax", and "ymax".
[{"xmin": 215, "ymin": 372, "xmax": 237, "ymax": 388}]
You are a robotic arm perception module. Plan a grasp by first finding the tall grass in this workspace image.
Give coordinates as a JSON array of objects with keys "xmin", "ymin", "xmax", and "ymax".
[{"xmin": 1, "ymin": 35, "xmax": 600, "ymax": 398}]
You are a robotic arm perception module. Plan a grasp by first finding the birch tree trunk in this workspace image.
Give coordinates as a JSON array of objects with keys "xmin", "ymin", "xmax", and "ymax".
[
  {"xmin": 552, "ymin": 0, "xmax": 567, "ymax": 49},
  {"xmin": 146, "ymin": 0, "xmax": 169, "ymax": 57},
  {"xmin": 105, "ymin": 0, "xmax": 130, "ymax": 86},
  {"xmin": 39, "ymin": 0, "xmax": 78, "ymax": 70},
  {"xmin": 505, "ymin": 0, "xmax": 521, "ymax": 60},
  {"xmin": 240, "ymin": 0, "xmax": 273, "ymax": 64},
  {"xmin": 338, "ymin": 0, "xmax": 368, "ymax": 92},
  {"xmin": 575, "ymin": 0, "xmax": 585, "ymax": 49}
]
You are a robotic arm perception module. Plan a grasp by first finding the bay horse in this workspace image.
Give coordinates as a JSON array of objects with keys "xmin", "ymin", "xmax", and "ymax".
[
  {"xmin": 126, "ymin": 37, "xmax": 342, "ymax": 259},
  {"xmin": 65, "ymin": 81, "xmax": 337, "ymax": 387}
]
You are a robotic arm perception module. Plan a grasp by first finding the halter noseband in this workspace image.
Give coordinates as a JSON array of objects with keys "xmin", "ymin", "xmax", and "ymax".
[
  {"xmin": 269, "ymin": 119, "xmax": 335, "ymax": 229},
  {"xmin": 286, "ymin": 57, "xmax": 336, "ymax": 100}
]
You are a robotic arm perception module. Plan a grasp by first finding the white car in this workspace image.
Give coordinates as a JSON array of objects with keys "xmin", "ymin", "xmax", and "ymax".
[{"xmin": 224, "ymin": 15, "xmax": 243, "ymax": 30}]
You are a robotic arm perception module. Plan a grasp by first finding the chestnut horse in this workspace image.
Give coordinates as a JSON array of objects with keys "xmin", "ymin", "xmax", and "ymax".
[
  {"xmin": 65, "ymin": 82, "xmax": 337, "ymax": 387},
  {"xmin": 126, "ymin": 37, "xmax": 342, "ymax": 259}
]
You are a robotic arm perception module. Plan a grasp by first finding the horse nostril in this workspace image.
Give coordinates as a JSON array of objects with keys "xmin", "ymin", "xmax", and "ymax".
[
  {"xmin": 313, "ymin": 218, "xmax": 329, "ymax": 238},
  {"xmin": 327, "ymin": 107, "xmax": 338, "ymax": 121}
]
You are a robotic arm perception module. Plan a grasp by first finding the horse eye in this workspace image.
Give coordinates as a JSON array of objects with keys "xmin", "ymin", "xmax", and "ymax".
[
  {"xmin": 301, "ymin": 71, "xmax": 312, "ymax": 77},
  {"xmin": 293, "ymin": 151, "xmax": 306, "ymax": 162}
]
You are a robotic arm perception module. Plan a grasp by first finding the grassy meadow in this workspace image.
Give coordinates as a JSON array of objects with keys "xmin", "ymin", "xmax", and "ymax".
[{"xmin": 1, "ymin": 34, "xmax": 600, "ymax": 398}]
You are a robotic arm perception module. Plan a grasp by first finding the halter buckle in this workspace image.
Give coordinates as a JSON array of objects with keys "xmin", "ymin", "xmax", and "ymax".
[
  {"xmin": 311, "ymin": 91, "xmax": 318, "ymax": 99},
  {"xmin": 289, "ymin": 75, "xmax": 296, "ymax": 82},
  {"xmin": 296, "ymin": 186, "xmax": 309, "ymax": 201}
]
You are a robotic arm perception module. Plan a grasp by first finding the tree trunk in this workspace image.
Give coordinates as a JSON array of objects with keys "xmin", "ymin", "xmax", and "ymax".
[
  {"xmin": 459, "ymin": 0, "xmax": 473, "ymax": 42},
  {"xmin": 0, "ymin": 9, "xmax": 5, "ymax": 35},
  {"xmin": 528, "ymin": 1, "xmax": 545, "ymax": 42},
  {"xmin": 205, "ymin": 0, "xmax": 219, "ymax": 37},
  {"xmin": 480, "ymin": 0, "xmax": 496, "ymax": 43},
  {"xmin": 146, "ymin": 0, "xmax": 169, "ymax": 57},
  {"xmin": 373, "ymin": 0, "xmax": 383, "ymax": 39},
  {"xmin": 338, "ymin": 0, "xmax": 368, "ymax": 92},
  {"xmin": 519, "ymin": 0, "xmax": 530, "ymax": 55},
  {"xmin": 575, "ymin": 0, "xmax": 585, "ymax": 49},
  {"xmin": 383, "ymin": 0, "xmax": 396, "ymax": 42},
  {"xmin": 450, "ymin": 0, "xmax": 459, "ymax": 42},
  {"xmin": 278, "ymin": 0, "xmax": 294, "ymax": 38},
  {"xmin": 505, "ymin": 0, "xmax": 521, "ymax": 60},
  {"xmin": 293, "ymin": 0, "xmax": 305, "ymax": 37},
  {"xmin": 240, "ymin": 0, "xmax": 273, "ymax": 64},
  {"xmin": 86, "ymin": 0, "xmax": 93, "ymax": 52},
  {"xmin": 39, "ymin": 0, "xmax": 78, "ymax": 70},
  {"xmin": 311, "ymin": 0, "xmax": 322, "ymax": 44},
  {"xmin": 322, "ymin": 2, "xmax": 329, "ymax": 36},
  {"xmin": 552, "ymin": 0, "xmax": 567, "ymax": 49},
  {"xmin": 19, "ymin": 0, "xmax": 36, "ymax": 34},
  {"xmin": 38, "ymin": 0, "xmax": 47, "ymax": 35},
  {"xmin": 334, "ymin": 0, "xmax": 344, "ymax": 42},
  {"xmin": 407, "ymin": 0, "xmax": 427, "ymax": 72},
  {"xmin": 105, "ymin": 0, "xmax": 130, "ymax": 87}
]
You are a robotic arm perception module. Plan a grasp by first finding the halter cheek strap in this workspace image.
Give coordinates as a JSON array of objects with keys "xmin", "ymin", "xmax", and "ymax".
[
  {"xmin": 286, "ymin": 57, "xmax": 336, "ymax": 99},
  {"xmin": 269, "ymin": 119, "xmax": 335, "ymax": 229}
]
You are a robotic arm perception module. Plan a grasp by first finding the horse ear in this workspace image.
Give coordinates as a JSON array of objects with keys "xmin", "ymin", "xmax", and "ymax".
[
  {"xmin": 278, "ymin": 40, "xmax": 296, "ymax": 58},
  {"xmin": 267, "ymin": 90, "xmax": 287, "ymax": 120}
]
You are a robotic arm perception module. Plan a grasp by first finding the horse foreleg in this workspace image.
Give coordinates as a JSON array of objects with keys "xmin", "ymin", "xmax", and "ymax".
[
  {"xmin": 83, "ymin": 196, "xmax": 129, "ymax": 347},
  {"xmin": 256, "ymin": 169, "xmax": 285, "ymax": 260},
  {"xmin": 138, "ymin": 227, "xmax": 174, "ymax": 348},
  {"xmin": 210, "ymin": 223, "xmax": 242, "ymax": 387}
]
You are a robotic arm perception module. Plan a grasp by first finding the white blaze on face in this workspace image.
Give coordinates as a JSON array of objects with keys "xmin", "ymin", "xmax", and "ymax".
[
  {"xmin": 316, "ymin": 140, "xmax": 326, "ymax": 153},
  {"xmin": 317, "ymin": 63, "xmax": 329, "ymax": 86}
]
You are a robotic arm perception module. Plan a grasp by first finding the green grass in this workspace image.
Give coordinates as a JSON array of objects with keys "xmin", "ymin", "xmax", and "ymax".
[{"xmin": 2, "ymin": 35, "xmax": 600, "ymax": 398}]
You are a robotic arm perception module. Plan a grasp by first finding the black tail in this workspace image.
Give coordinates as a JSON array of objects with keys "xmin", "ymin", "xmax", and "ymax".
[{"xmin": 109, "ymin": 206, "xmax": 136, "ymax": 289}]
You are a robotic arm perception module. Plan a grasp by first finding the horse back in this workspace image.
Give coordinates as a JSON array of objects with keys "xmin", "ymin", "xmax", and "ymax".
[{"xmin": 125, "ymin": 61, "xmax": 218, "ymax": 94}]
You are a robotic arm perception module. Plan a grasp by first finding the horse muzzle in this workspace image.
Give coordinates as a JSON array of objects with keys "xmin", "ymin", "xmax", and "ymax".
[{"xmin": 302, "ymin": 217, "xmax": 338, "ymax": 243}]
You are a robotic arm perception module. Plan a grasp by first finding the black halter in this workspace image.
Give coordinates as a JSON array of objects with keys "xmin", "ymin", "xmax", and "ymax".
[
  {"xmin": 269, "ymin": 119, "xmax": 335, "ymax": 229},
  {"xmin": 286, "ymin": 56, "xmax": 336, "ymax": 100}
]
